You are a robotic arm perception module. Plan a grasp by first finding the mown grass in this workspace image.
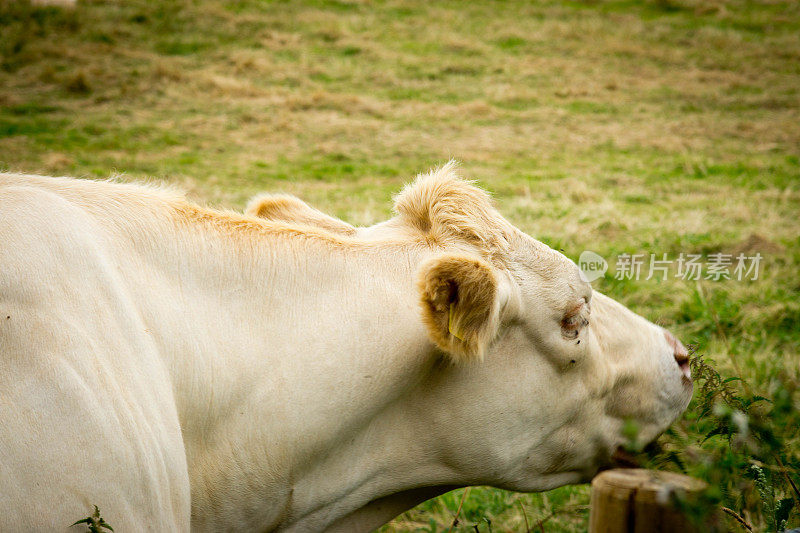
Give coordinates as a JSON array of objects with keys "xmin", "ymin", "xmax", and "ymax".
[{"xmin": 1, "ymin": 0, "xmax": 798, "ymax": 531}]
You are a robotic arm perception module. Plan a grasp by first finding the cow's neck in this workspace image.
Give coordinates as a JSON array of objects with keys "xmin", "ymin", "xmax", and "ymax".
[{"xmin": 121, "ymin": 205, "xmax": 455, "ymax": 531}]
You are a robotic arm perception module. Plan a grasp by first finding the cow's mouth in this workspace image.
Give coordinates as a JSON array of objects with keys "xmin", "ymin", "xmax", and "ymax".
[
  {"xmin": 602, "ymin": 439, "xmax": 667, "ymax": 472},
  {"xmin": 606, "ymin": 446, "xmax": 641, "ymax": 470}
]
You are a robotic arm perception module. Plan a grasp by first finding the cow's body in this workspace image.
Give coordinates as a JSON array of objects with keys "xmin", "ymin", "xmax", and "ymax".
[
  {"xmin": 0, "ymin": 178, "xmax": 191, "ymax": 530},
  {"xmin": 0, "ymin": 169, "xmax": 692, "ymax": 532}
]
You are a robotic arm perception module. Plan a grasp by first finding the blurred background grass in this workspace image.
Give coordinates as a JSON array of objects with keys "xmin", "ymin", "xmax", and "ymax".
[{"xmin": 1, "ymin": 0, "xmax": 798, "ymax": 531}]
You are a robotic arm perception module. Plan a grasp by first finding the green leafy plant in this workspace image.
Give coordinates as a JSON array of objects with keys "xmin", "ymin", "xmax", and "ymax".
[
  {"xmin": 70, "ymin": 506, "xmax": 113, "ymax": 533},
  {"xmin": 640, "ymin": 353, "xmax": 800, "ymax": 531}
]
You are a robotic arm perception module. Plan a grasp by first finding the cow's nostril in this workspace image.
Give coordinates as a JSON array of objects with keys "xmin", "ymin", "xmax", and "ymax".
[{"xmin": 664, "ymin": 330, "xmax": 692, "ymax": 380}]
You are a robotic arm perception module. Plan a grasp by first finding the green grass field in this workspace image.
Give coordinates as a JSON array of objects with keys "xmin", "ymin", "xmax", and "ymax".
[{"xmin": 1, "ymin": 0, "xmax": 798, "ymax": 530}]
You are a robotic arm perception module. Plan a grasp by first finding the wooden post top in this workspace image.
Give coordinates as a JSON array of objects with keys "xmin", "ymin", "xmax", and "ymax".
[
  {"xmin": 592, "ymin": 468, "xmax": 707, "ymax": 501},
  {"xmin": 589, "ymin": 469, "xmax": 711, "ymax": 533}
]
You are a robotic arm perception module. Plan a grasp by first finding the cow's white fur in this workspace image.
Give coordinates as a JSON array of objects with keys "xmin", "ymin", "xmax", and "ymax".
[{"xmin": 0, "ymin": 166, "xmax": 692, "ymax": 532}]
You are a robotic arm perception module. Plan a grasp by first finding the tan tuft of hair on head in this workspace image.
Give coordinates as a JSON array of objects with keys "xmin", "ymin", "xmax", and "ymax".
[{"xmin": 393, "ymin": 161, "xmax": 514, "ymax": 260}]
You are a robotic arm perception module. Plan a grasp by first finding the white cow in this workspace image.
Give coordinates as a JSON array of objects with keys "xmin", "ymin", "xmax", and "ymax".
[{"xmin": 0, "ymin": 164, "xmax": 692, "ymax": 532}]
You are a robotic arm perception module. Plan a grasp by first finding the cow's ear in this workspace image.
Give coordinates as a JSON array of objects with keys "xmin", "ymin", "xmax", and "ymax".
[
  {"xmin": 416, "ymin": 253, "xmax": 501, "ymax": 363},
  {"xmin": 246, "ymin": 194, "xmax": 356, "ymax": 236}
]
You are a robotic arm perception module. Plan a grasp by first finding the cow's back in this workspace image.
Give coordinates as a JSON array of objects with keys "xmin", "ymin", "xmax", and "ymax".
[{"xmin": 0, "ymin": 179, "xmax": 190, "ymax": 531}]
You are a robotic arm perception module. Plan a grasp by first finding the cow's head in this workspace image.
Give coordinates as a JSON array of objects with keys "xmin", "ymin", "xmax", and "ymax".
[
  {"xmin": 392, "ymin": 163, "xmax": 692, "ymax": 488},
  {"xmin": 248, "ymin": 163, "xmax": 693, "ymax": 490}
]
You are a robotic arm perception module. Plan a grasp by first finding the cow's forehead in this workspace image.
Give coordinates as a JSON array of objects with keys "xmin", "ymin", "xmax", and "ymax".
[
  {"xmin": 509, "ymin": 231, "xmax": 574, "ymax": 273},
  {"xmin": 505, "ymin": 231, "xmax": 592, "ymax": 309}
]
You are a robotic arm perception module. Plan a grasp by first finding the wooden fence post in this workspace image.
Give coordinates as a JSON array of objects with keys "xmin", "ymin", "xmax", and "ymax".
[{"xmin": 589, "ymin": 469, "xmax": 711, "ymax": 533}]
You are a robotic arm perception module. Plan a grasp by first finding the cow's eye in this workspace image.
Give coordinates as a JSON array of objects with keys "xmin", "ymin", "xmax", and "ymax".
[{"xmin": 561, "ymin": 300, "xmax": 589, "ymax": 339}]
